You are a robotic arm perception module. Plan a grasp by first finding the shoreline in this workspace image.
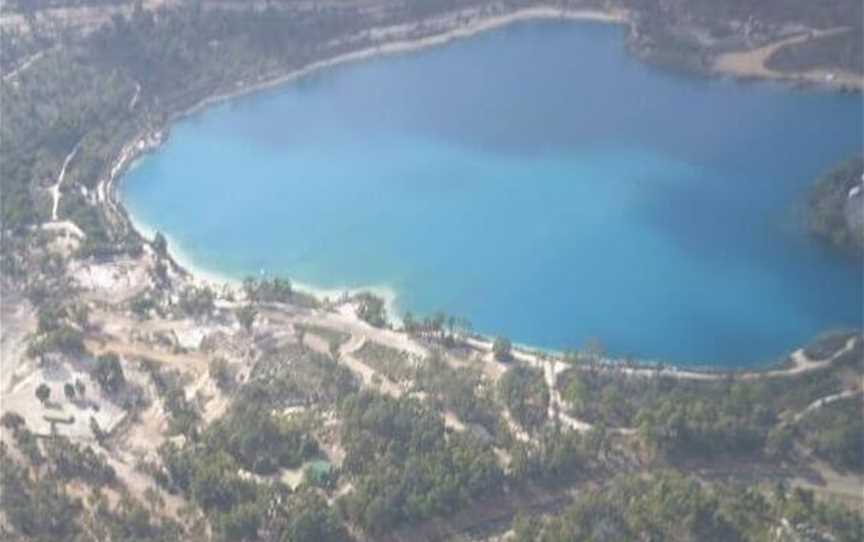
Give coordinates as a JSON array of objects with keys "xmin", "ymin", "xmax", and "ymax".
[
  {"xmin": 104, "ymin": 5, "xmax": 632, "ymax": 332},
  {"xmin": 178, "ymin": 6, "xmax": 630, "ymax": 121},
  {"xmin": 99, "ymin": 4, "xmax": 860, "ymax": 375},
  {"xmin": 712, "ymin": 27, "xmax": 863, "ymax": 92},
  {"xmin": 124, "ymin": 204, "xmax": 405, "ymax": 323}
]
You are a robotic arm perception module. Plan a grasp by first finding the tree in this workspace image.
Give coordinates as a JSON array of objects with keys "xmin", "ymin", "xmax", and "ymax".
[
  {"xmin": 143, "ymin": 486, "xmax": 165, "ymax": 514},
  {"xmin": 242, "ymin": 276, "xmax": 258, "ymax": 303},
  {"xmin": 403, "ymin": 311, "xmax": 418, "ymax": 334},
  {"xmin": 1, "ymin": 412, "xmax": 25, "ymax": 432},
  {"xmin": 512, "ymin": 511, "xmax": 542, "ymax": 541},
  {"xmin": 35, "ymin": 383, "xmax": 51, "ymax": 405},
  {"xmin": 492, "ymin": 336, "xmax": 512, "ymax": 362},
  {"xmin": 209, "ymin": 357, "xmax": 231, "ymax": 389},
  {"xmin": 355, "ymin": 293, "xmax": 387, "ymax": 328},
  {"xmin": 498, "ymin": 366, "xmax": 549, "ymax": 430},
  {"xmin": 178, "ymin": 286, "xmax": 215, "ymax": 318},
  {"xmin": 584, "ymin": 337, "xmax": 606, "ymax": 363},
  {"xmin": 294, "ymin": 323, "xmax": 306, "ymax": 348},
  {"xmin": 64, "ymin": 382, "xmax": 75, "ymax": 401},
  {"xmin": 69, "ymin": 303, "xmax": 90, "ymax": 330},
  {"xmin": 74, "ymin": 378, "xmax": 86, "ymax": 397},
  {"xmin": 152, "ymin": 231, "xmax": 168, "ymax": 256},
  {"xmin": 90, "ymin": 416, "xmax": 106, "ymax": 444},
  {"xmin": 94, "ymin": 353, "xmax": 125, "ymax": 393},
  {"xmin": 235, "ymin": 304, "xmax": 257, "ymax": 333}
]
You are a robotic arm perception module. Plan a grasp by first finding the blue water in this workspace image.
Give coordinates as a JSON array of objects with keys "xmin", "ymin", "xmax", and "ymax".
[{"xmin": 122, "ymin": 21, "xmax": 863, "ymax": 367}]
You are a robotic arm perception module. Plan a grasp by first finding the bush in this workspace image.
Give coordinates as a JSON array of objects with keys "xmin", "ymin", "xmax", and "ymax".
[
  {"xmin": 355, "ymin": 293, "xmax": 387, "ymax": 328},
  {"xmin": 492, "ymin": 336, "xmax": 512, "ymax": 362},
  {"xmin": 498, "ymin": 366, "xmax": 549, "ymax": 430},
  {"xmin": 94, "ymin": 353, "xmax": 125, "ymax": 393}
]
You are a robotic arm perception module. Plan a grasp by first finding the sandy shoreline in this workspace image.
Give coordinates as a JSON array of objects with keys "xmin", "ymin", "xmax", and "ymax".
[
  {"xmin": 123, "ymin": 206, "xmax": 404, "ymax": 321},
  {"xmin": 713, "ymin": 27, "xmax": 863, "ymax": 91}
]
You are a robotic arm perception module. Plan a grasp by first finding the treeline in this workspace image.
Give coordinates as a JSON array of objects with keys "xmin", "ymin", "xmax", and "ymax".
[
  {"xmin": 0, "ymin": 0, "xmax": 381, "ymax": 241},
  {"xmin": 806, "ymin": 155, "xmax": 864, "ymax": 252},
  {"xmin": 415, "ymin": 352, "xmax": 503, "ymax": 437},
  {"xmin": 155, "ymin": 388, "xmax": 333, "ymax": 540},
  {"xmin": 512, "ymin": 470, "xmax": 864, "ymax": 542},
  {"xmin": 336, "ymin": 391, "xmax": 504, "ymax": 534},
  {"xmin": 498, "ymin": 365, "xmax": 549, "ymax": 431},
  {"xmin": 557, "ymin": 336, "xmax": 863, "ymax": 466},
  {"xmin": 0, "ymin": 418, "xmax": 184, "ymax": 542},
  {"xmin": 796, "ymin": 395, "xmax": 864, "ymax": 472}
]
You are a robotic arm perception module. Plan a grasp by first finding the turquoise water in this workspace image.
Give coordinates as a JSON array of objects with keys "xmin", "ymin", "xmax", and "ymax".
[{"xmin": 122, "ymin": 21, "xmax": 863, "ymax": 367}]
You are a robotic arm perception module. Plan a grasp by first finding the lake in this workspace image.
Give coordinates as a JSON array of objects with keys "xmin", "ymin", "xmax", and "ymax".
[{"xmin": 121, "ymin": 21, "xmax": 863, "ymax": 367}]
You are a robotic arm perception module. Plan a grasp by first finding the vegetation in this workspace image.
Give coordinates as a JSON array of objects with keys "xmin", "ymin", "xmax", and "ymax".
[
  {"xmin": 177, "ymin": 285, "xmax": 215, "ymax": 319},
  {"xmin": 806, "ymin": 155, "xmax": 864, "ymax": 252},
  {"xmin": 44, "ymin": 435, "xmax": 117, "ymax": 486},
  {"xmin": 557, "ymin": 339, "xmax": 862, "ymax": 463},
  {"xmin": 234, "ymin": 304, "xmax": 257, "ymax": 333},
  {"xmin": 1, "ymin": 443, "xmax": 83, "ymax": 541},
  {"xmin": 355, "ymin": 292, "xmax": 388, "ymax": 328},
  {"xmin": 243, "ymin": 276, "xmax": 292, "ymax": 303},
  {"xmin": 301, "ymin": 324, "xmax": 351, "ymax": 349},
  {"xmin": 796, "ymin": 395, "xmax": 864, "ymax": 472},
  {"xmin": 415, "ymin": 352, "xmax": 502, "ymax": 437},
  {"xmin": 141, "ymin": 360, "xmax": 200, "ymax": 437},
  {"xmin": 93, "ymin": 352, "xmax": 125, "ymax": 394},
  {"xmin": 208, "ymin": 357, "xmax": 232, "ymax": 390},
  {"xmin": 353, "ymin": 341, "xmax": 415, "ymax": 383},
  {"xmin": 498, "ymin": 365, "xmax": 549, "ymax": 431},
  {"xmin": 1, "ymin": 1, "xmax": 863, "ymax": 540},
  {"xmin": 156, "ymin": 385, "xmax": 323, "ymax": 540},
  {"xmin": 768, "ymin": 29, "xmax": 864, "ymax": 75},
  {"xmin": 248, "ymin": 343, "xmax": 359, "ymax": 407},
  {"xmin": 35, "ymin": 383, "xmax": 51, "ymax": 405},
  {"xmin": 27, "ymin": 308, "xmax": 86, "ymax": 358},
  {"xmin": 403, "ymin": 310, "xmax": 472, "ymax": 347},
  {"xmin": 152, "ymin": 231, "xmax": 168, "ymax": 257},
  {"xmin": 513, "ymin": 471, "xmax": 864, "ymax": 542},
  {"xmin": 337, "ymin": 391, "xmax": 504, "ymax": 533},
  {"xmin": 1, "ymin": 441, "xmax": 182, "ymax": 542},
  {"xmin": 509, "ymin": 427, "xmax": 587, "ymax": 487},
  {"xmin": 492, "ymin": 336, "xmax": 512, "ymax": 361}
]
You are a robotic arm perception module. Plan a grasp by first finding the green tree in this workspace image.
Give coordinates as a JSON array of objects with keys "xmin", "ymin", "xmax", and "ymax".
[
  {"xmin": 498, "ymin": 366, "xmax": 549, "ymax": 430},
  {"xmin": 1, "ymin": 412, "xmax": 25, "ymax": 432},
  {"xmin": 94, "ymin": 353, "xmax": 125, "ymax": 393},
  {"xmin": 294, "ymin": 323, "xmax": 306, "ymax": 348},
  {"xmin": 355, "ymin": 293, "xmax": 387, "ymax": 328},
  {"xmin": 492, "ymin": 336, "xmax": 512, "ymax": 362},
  {"xmin": 209, "ymin": 357, "xmax": 231, "ymax": 389},
  {"xmin": 178, "ymin": 285, "xmax": 215, "ymax": 318},
  {"xmin": 235, "ymin": 304, "xmax": 257, "ymax": 333},
  {"xmin": 152, "ymin": 231, "xmax": 168, "ymax": 256},
  {"xmin": 35, "ymin": 383, "xmax": 51, "ymax": 405},
  {"xmin": 74, "ymin": 378, "xmax": 86, "ymax": 397}
]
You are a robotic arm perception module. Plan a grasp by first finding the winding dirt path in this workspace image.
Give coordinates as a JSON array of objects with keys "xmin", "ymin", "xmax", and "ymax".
[
  {"xmin": 2, "ymin": 50, "xmax": 46, "ymax": 82},
  {"xmin": 792, "ymin": 389, "xmax": 863, "ymax": 424},
  {"xmin": 85, "ymin": 338, "xmax": 209, "ymax": 376}
]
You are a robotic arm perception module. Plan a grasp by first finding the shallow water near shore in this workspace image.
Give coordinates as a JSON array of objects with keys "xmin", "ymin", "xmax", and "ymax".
[{"xmin": 122, "ymin": 21, "xmax": 863, "ymax": 367}]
